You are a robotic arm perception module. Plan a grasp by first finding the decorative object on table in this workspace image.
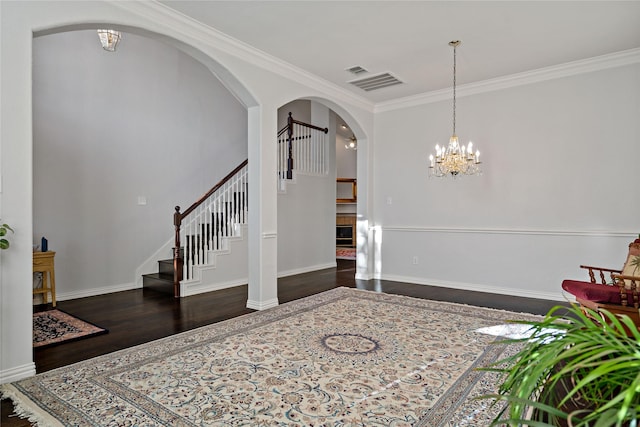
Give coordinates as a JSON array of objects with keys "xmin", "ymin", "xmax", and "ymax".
[
  {"xmin": 0, "ymin": 222, "xmax": 13, "ymax": 250},
  {"xmin": 40, "ymin": 236, "xmax": 48, "ymax": 252},
  {"xmin": 32, "ymin": 309, "xmax": 107, "ymax": 348},
  {"xmin": 428, "ymin": 40, "xmax": 483, "ymax": 178},
  {"xmin": 480, "ymin": 305, "xmax": 640, "ymax": 426},
  {"xmin": 2, "ymin": 288, "xmax": 541, "ymax": 426}
]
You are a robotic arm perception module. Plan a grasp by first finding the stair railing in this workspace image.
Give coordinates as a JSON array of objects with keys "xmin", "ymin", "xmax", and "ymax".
[
  {"xmin": 173, "ymin": 159, "xmax": 248, "ymax": 297},
  {"xmin": 278, "ymin": 112, "xmax": 329, "ymax": 180}
]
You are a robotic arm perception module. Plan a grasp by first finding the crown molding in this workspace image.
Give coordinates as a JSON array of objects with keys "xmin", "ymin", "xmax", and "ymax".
[
  {"xmin": 111, "ymin": 1, "xmax": 374, "ymax": 113},
  {"xmin": 375, "ymin": 48, "xmax": 640, "ymax": 113},
  {"xmin": 107, "ymin": 2, "xmax": 640, "ymax": 116}
]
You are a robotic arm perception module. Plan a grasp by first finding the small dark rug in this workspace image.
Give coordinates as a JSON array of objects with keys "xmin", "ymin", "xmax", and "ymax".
[
  {"xmin": 33, "ymin": 309, "xmax": 107, "ymax": 348},
  {"xmin": 336, "ymin": 246, "xmax": 356, "ymax": 260}
]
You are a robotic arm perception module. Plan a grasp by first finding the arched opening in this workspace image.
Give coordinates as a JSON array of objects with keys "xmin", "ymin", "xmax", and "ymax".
[
  {"xmin": 275, "ymin": 99, "xmax": 370, "ymax": 284},
  {"xmin": 31, "ymin": 25, "xmax": 256, "ymax": 301}
]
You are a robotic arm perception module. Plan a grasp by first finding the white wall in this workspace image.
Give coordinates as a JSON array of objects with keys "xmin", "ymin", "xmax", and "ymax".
[
  {"xmin": 32, "ymin": 30, "xmax": 248, "ymax": 299},
  {"xmin": 277, "ymin": 174, "xmax": 336, "ymax": 275},
  {"xmin": 374, "ymin": 63, "xmax": 640, "ymax": 300}
]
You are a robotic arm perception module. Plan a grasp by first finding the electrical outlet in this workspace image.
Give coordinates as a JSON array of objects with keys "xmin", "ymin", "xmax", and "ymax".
[{"xmin": 412, "ymin": 256, "xmax": 418, "ymax": 265}]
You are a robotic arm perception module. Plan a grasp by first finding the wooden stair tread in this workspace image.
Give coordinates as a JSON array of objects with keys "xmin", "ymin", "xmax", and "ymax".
[{"xmin": 142, "ymin": 272, "xmax": 173, "ymax": 281}]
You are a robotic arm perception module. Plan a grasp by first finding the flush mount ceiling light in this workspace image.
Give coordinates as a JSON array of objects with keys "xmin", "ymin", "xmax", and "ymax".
[
  {"xmin": 97, "ymin": 29, "xmax": 122, "ymax": 52},
  {"xmin": 428, "ymin": 41, "xmax": 482, "ymax": 178}
]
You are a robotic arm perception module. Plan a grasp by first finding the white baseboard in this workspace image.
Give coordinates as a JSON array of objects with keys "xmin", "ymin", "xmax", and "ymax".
[
  {"xmin": 182, "ymin": 262, "xmax": 338, "ymax": 297},
  {"xmin": 246, "ymin": 298, "xmax": 279, "ymax": 311},
  {"xmin": 277, "ymin": 262, "xmax": 336, "ymax": 278},
  {"xmin": 55, "ymin": 282, "xmax": 139, "ymax": 302},
  {"xmin": 380, "ymin": 273, "xmax": 566, "ymax": 302},
  {"xmin": 0, "ymin": 362, "xmax": 36, "ymax": 384},
  {"xmin": 181, "ymin": 277, "xmax": 248, "ymax": 297}
]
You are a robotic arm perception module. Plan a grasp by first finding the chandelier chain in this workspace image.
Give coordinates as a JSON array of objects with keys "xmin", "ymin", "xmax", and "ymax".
[{"xmin": 452, "ymin": 42, "xmax": 456, "ymax": 136}]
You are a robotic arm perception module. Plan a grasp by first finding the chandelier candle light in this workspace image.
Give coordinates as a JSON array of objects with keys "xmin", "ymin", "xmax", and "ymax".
[{"xmin": 429, "ymin": 40, "xmax": 482, "ymax": 178}]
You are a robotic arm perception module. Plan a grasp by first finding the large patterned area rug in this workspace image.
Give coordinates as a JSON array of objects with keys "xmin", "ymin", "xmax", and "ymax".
[
  {"xmin": 33, "ymin": 309, "xmax": 108, "ymax": 348},
  {"xmin": 3, "ymin": 288, "xmax": 540, "ymax": 426}
]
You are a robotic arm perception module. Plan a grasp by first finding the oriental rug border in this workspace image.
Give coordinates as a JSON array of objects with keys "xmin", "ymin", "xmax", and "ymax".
[{"xmin": 4, "ymin": 288, "xmax": 540, "ymax": 426}]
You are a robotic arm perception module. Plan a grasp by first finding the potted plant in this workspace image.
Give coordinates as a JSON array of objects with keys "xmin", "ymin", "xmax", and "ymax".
[
  {"xmin": 481, "ymin": 305, "xmax": 640, "ymax": 426},
  {"xmin": 0, "ymin": 222, "xmax": 13, "ymax": 249}
]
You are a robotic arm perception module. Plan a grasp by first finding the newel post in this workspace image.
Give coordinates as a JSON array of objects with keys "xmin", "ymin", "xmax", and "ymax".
[
  {"xmin": 173, "ymin": 206, "xmax": 183, "ymax": 298},
  {"xmin": 287, "ymin": 112, "xmax": 294, "ymax": 180}
]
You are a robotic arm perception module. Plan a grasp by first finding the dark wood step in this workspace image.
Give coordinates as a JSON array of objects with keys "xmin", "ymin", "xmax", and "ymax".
[{"xmin": 142, "ymin": 272, "xmax": 174, "ymax": 295}]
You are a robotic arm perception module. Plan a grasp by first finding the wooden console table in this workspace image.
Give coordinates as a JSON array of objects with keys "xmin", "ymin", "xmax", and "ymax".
[{"xmin": 33, "ymin": 251, "xmax": 56, "ymax": 307}]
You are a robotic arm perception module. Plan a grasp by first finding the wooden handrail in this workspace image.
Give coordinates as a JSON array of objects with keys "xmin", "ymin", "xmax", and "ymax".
[
  {"xmin": 180, "ymin": 159, "xmax": 248, "ymax": 220},
  {"xmin": 291, "ymin": 118, "xmax": 329, "ymax": 133},
  {"xmin": 173, "ymin": 158, "xmax": 248, "ymax": 298},
  {"xmin": 277, "ymin": 112, "xmax": 329, "ymax": 136},
  {"xmin": 279, "ymin": 112, "xmax": 328, "ymax": 180}
]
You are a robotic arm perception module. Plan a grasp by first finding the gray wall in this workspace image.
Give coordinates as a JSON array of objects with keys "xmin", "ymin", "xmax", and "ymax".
[
  {"xmin": 373, "ymin": 63, "xmax": 640, "ymax": 300},
  {"xmin": 33, "ymin": 30, "xmax": 248, "ymax": 298}
]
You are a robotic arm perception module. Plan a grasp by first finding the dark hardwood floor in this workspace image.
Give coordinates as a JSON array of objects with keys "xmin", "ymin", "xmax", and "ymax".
[{"xmin": 2, "ymin": 260, "xmax": 567, "ymax": 426}]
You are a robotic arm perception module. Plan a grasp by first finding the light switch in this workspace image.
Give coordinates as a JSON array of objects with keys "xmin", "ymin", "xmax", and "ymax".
[{"xmin": 137, "ymin": 196, "xmax": 147, "ymax": 205}]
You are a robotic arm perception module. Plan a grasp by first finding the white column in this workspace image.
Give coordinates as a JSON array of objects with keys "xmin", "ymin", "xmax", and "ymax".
[
  {"xmin": 0, "ymin": 2, "xmax": 37, "ymax": 383},
  {"xmin": 247, "ymin": 105, "xmax": 279, "ymax": 310},
  {"xmin": 356, "ymin": 134, "xmax": 375, "ymax": 280}
]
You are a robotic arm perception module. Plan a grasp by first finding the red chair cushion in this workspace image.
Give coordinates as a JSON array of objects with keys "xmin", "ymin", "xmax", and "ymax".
[{"xmin": 562, "ymin": 280, "xmax": 624, "ymax": 305}]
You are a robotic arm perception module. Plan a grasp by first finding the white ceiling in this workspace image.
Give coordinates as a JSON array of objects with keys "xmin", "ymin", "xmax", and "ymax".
[{"xmin": 159, "ymin": 1, "xmax": 640, "ymax": 104}]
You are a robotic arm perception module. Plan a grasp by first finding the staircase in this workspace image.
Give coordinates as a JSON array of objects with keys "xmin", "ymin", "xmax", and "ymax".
[
  {"xmin": 143, "ymin": 113, "xmax": 328, "ymax": 298},
  {"xmin": 143, "ymin": 160, "xmax": 249, "ymax": 297},
  {"xmin": 141, "ymin": 257, "xmax": 179, "ymax": 295}
]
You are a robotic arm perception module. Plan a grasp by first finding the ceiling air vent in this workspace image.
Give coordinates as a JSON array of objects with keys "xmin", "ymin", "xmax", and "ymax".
[
  {"xmin": 345, "ymin": 65, "xmax": 368, "ymax": 75},
  {"xmin": 348, "ymin": 72, "xmax": 403, "ymax": 92}
]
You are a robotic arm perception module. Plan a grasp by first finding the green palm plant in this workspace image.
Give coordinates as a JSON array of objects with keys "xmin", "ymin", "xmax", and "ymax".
[
  {"xmin": 630, "ymin": 255, "xmax": 640, "ymax": 276},
  {"xmin": 480, "ymin": 305, "xmax": 640, "ymax": 427},
  {"xmin": 0, "ymin": 222, "xmax": 13, "ymax": 249}
]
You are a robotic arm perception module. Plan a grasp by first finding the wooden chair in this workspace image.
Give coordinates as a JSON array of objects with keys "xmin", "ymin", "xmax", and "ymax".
[{"xmin": 562, "ymin": 242, "xmax": 640, "ymax": 329}]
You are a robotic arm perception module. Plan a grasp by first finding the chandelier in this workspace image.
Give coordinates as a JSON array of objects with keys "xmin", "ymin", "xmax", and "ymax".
[
  {"xmin": 97, "ymin": 29, "xmax": 122, "ymax": 52},
  {"xmin": 345, "ymin": 135, "xmax": 357, "ymax": 150},
  {"xmin": 429, "ymin": 41, "xmax": 481, "ymax": 178}
]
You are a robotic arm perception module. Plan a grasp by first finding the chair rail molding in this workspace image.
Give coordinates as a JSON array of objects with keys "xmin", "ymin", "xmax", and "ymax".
[{"xmin": 381, "ymin": 226, "xmax": 636, "ymax": 238}]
